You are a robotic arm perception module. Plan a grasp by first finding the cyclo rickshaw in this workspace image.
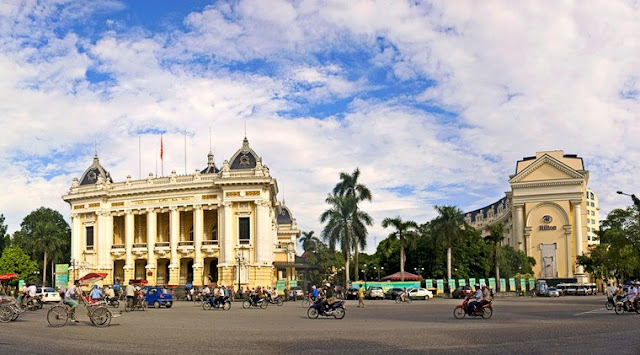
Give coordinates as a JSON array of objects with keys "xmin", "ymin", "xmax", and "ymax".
[
  {"xmin": 47, "ymin": 273, "xmax": 117, "ymax": 327},
  {"xmin": 0, "ymin": 273, "xmax": 24, "ymax": 323},
  {"xmin": 125, "ymin": 279, "xmax": 148, "ymax": 312}
]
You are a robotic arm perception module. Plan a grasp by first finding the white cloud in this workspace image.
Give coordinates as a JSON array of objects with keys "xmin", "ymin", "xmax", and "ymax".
[{"xmin": 1, "ymin": 0, "xmax": 639, "ymax": 255}]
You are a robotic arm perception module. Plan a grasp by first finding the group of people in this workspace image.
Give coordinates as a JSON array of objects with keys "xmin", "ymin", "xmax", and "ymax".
[
  {"xmin": 467, "ymin": 284, "xmax": 493, "ymax": 314},
  {"xmin": 607, "ymin": 281, "xmax": 640, "ymax": 308}
]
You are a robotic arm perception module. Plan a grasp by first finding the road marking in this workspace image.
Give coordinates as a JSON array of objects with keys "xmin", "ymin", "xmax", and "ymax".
[{"xmin": 574, "ymin": 308, "xmax": 611, "ymax": 316}]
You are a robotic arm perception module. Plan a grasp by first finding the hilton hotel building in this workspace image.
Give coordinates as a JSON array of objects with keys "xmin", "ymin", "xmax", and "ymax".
[
  {"xmin": 465, "ymin": 151, "xmax": 597, "ymax": 283},
  {"xmin": 62, "ymin": 137, "xmax": 300, "ymax": 288}
]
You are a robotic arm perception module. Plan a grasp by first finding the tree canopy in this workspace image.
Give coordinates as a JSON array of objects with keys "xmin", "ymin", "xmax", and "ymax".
[{"xmin": 0, "ymin": 247, "xmax": 39, "ymax": 284}]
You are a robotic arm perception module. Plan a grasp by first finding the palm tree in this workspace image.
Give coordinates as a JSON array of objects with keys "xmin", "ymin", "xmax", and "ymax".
[
  {"xmin": 299, "ymin": 231, "xmax": 321, "ymax": 252},
  {"xmin": 486, "ymin": 223, "xmax": 505, "ymax": 291},
  {"xmin": 381, "ymin": 217, "xmax": 418, "ymax": 281},
  {"xmin": 320, "ymin": 194, "xmax": 372, "ymax": 287},
  {"xmin": 431, "ymin": 205, "xmax": 467, "ymax": 281},
  {"xmin": 333, "ymin": 168, "xmax": 372, "ymax": 279}
]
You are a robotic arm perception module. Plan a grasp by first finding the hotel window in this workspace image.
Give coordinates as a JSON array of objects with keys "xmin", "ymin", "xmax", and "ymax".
[
  {"xmin": 86, "ymin": 226, "xmax": 94, "ymax": 250},
  {"xmin": 239, "ymin": 217, "xmax": 250, "ymax": 244}
]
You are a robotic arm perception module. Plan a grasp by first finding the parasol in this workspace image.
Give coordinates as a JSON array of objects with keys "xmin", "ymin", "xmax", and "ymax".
[
  {"xmin": 77, "ymin": 272, "xmax": 108, "ymax": 285},
  {"xmin": 0, "ymin": 273, "xmax": 19, "ymax": 281}
]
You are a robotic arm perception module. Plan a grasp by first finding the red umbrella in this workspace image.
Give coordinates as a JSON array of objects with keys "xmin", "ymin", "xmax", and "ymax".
[
  {"xmin": 77, "ymin": 272, "xmax": 108, "ymax": 285},
  {"xmin": 380, "ymin": 271, "xmax": 423, "ymax": 281},
  {"xmin": 0, "ymin": 273, "xmax": 19, "ymax": 281}
]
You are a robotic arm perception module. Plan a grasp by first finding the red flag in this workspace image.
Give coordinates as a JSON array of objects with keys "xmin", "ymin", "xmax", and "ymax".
[{"xmin": 160, "ymin": 135, "xmax": 164, "ymax": 160}]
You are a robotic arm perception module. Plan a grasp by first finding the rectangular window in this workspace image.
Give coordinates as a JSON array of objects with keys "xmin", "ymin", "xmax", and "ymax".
[
  {"xmin": 239, "ymin": 217, "xmax": 250, "ymax": 244},
  {"xmin": 86, "ymin": 226, "xmax": 94, "ymax": 250}
]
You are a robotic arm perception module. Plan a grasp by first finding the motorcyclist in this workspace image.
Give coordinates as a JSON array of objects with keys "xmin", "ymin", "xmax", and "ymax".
[
  {"xmin": 400, "ymin": 287, "xmax": 409, "ymax": 302},
  {"xmin": 311, "ymin": 285, "xmax": 319, "ymax": 301},
  {"xmin": 467, "ymin": 284, "xmax": 483, "ymax": 314},
  {"xmin": 621, "ymin": 283, "xmax": 637, "ymax": 309},
  {"xmin": 480, "ymin": 284, "xmax": 492, "ymax": 307},
  {"xmin": 320, "ymin": 283, "xmax": 334, "ymax": 312}
]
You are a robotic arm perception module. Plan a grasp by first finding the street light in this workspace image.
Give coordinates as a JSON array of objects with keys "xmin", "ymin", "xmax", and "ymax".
[
  {"xmin": 414, "ymin": 267, "xmax": 424, "ymax": 276},
  {"xmin": 617, "ymin": 191, "xmax": 640, "ymax": 209},
  {"xmin": 33, "ymin": 270, "xmax": 40, "ymax": 285},
  {"xmin": 235, "ymin": 252, "xmax": 246, "ymax": 296},
  {"xmin": 362, "ymin": 264, "xmax": 367, "ymax": 289}
]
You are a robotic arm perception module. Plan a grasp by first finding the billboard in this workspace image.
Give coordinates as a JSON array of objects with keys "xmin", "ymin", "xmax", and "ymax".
[{"xmin": 55, "ymin": 264, "xmax": 69, "ymax": 289}]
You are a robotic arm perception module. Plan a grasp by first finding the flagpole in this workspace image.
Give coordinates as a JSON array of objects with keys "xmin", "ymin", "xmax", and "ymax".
[
  {"xmin": 184, "ymin": 130, "xmax": 187, "ymax": 175},
  {"xmin": 138, "ymin": 136, "xmax": 141, "ymax": 179},
  {"xmin": 161, "ymin": 134, "xmax": 164, "ymax": 177}
]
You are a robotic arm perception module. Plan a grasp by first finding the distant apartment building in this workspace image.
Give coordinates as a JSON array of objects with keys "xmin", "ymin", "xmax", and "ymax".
[{"xmin": 585, "ymin": 189, "xmax": 600, "ymax": 245}]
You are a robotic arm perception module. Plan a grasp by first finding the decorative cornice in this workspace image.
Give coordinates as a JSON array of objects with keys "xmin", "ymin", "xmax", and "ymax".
[{"xmin": 510, "ymin": 154, "xmax": 585, "ymax": 184}]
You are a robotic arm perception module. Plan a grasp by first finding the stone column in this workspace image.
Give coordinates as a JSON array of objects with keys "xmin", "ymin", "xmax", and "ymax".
[
  {"xmin": 572, "ymin": 200, "xmax": 585, "ymax": 277},
  {"xmin": 70, "ymin": 213, "xmax": 82, "ymax": 284},
  {"xmin": 193, "ymin": 205, "xmax": 204, "ymax": 285},
  {"xmin": 146, "ymin": 208, "xmax": 157, "ymax": 284},
  {"xmin": 514, "ymin": 204, "xmax": 525, "ymax": 252},
  {"xmin": 256, "ymin": 200, "xmax": 271, "ymax": 264},
  {"xmin": 105, "ymin": 213, "xmax": 113, "ymax": 284},
  {"xmin": 169, "ymin": 207, "xmax": 180, "ymax": 285},
  {"xmin": 223, "ymin": 202, "xmax": 233, "ymax": 266},
  {"xmin": 124, "ymin": 210, "xmax": 134, "ymax": 282},
  {"xmin": 524, "ymin": 227, "xmax": 532, "ymax": 257},
  {"xmin": 564, "ymin": 225, "xmax": 573, "ymax": 278}
]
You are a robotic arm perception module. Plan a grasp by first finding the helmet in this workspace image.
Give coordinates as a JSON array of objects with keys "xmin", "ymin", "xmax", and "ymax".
[
  {"xmin": 325, "ymin": 283, "xmax": 330, "ymax": 287},
  {"xmin": 475, "ymin": 284, "xmax": 480, "ymax": 287}
]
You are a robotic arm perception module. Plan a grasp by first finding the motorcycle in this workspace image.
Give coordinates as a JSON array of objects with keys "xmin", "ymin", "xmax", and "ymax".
[
  {"xmin": 395, "ymin": 292, "xmax": 412, "ymax": 304},
  {"xmin": 203, "ymin": 295, "xmax": 231, "ymax": 311},
  {"xmin": 243, "ymin": 296, "xmax": 268, "ymax": 309},
  {"xmin": 307, "ymin": 299, "xmax": 346, "ymax": 319},
  {"xmin": 266, "ymin": 295, "xmax": 284, "ymax": 306},
  {"xmin": 33, "ymin": 295, "xmax": 44, "ymax": 309},
  {"xmin": 614, "ymin": 298, "xmax": 640, "ymax": 315},
  {"xmin": 453, "ymin": 297, "xmax": 493, "ymax": 319},
  {"xmin": 105, "ymin": 296, "xmax": 120, "ymax": 308}
]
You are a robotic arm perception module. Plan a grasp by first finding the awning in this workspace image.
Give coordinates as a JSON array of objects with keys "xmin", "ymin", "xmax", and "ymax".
[
  {"xmin": 78, "ymin": 272, "xmax": 108, "ymax": 285},
  {"xmin": 380, "ymin": 271, "xmax": 423, "ymax": 281},
  {"xmin": 0, "ymin": 273, "xmax": 19, "ymax": 281}
]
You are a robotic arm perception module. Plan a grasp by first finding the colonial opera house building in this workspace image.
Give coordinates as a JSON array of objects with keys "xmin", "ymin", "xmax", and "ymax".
[
  {"xmin": 466, "ymin": 151, "xmax": 600, "ymax": 283},
  {"xmin": 62, "ymin": 137, "xmax": 300, "ymax": 288}
]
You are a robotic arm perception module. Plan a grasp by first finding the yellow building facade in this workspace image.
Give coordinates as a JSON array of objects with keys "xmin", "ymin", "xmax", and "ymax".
[
  {"xmin": 466, "ymin": 151, "xmax": 593, "ymax": 282},
  {"xmin": 62, "ymin": 137, "xmax": 300, "ymax": 289}
]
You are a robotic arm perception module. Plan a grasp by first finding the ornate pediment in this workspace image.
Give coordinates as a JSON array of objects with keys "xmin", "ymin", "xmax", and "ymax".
[{"xmin": 510, "ymin": 154, "xmax": 584, "ymax": 184}]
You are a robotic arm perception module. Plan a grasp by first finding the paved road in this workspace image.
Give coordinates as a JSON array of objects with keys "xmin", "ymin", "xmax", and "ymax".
[{"xmin": 2, "ymin": 296, "xmax": 639, "ymax": 354}]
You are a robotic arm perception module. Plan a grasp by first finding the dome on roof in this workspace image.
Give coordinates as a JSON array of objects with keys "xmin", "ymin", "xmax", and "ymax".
[
  {"xmin": 79, "ymin": 155, "xmax": 112, "ymax": 185},
  {"xmin": 277, "ymin": 205, "xmax": 293, "ymax": 224},
  {"xmin": 200, "ymin": 151, "xmax": 219, "ymax": 174},
  {"xmin": 228, "ymin": 137, "xmax": 259, "ymax": 170}
]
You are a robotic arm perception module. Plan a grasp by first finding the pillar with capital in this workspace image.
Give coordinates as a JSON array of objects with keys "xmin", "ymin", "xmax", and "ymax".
[
  {"xmin": 146, "ymin": 208, "xmax": 157, "ymax": 285},
  {"xmin": 193, "ymin": 205, "xmax": 204, "ymax": 286},
  {"xmin": 564, "ymin": 225, "xmax": 573, "ymax": 278},
  {"xmin": 514, "ymin": 204, "xmax": 525, "ymax": 251},
  {"xmin": 572, "ymin": 200, "xmax": 587, "ymax": 282},
  {"xmin": 168, "ymin": 206, "xmax": 180, "ymax": 286},
  {"xmin": 124, "ymin": 210, "xmax": 135, "ymax": 283}
]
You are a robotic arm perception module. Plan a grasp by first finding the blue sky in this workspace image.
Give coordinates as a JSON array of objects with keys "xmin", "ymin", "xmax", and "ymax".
[{"xmin": 1, "ymin": 0, "xmax": 640, "ymax": 253}]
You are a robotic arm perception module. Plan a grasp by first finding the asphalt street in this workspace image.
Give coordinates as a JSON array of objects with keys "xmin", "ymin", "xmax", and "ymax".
[{"xmin": 1, "ymin": 296, "xmax": 638, "ymax": 354}]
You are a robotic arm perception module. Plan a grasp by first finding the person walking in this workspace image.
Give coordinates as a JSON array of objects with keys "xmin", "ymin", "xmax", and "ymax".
[{"xmin": 357, "ymin": 284, "xmax": 365, "ymax": 308}]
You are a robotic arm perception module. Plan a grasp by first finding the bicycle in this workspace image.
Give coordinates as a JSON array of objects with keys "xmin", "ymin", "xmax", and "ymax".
[
  {"xmin": 302, "ymin": 294, "xmax": 315, "ymax": 308},
  {"xmin": 47, "ymin": 297, "xmax": 113, "ymax": 327}
]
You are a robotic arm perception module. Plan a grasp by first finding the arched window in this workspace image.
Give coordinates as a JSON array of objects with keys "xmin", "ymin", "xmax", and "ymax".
[{"xmin": 211, "ymin": 225, "xmax": 218, "ymax": 242}]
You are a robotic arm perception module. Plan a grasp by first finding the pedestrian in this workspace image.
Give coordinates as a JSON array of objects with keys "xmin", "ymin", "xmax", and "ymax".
[{"xmin": 358, "ymin": 284, "xmax": 365, "ymax": 308}]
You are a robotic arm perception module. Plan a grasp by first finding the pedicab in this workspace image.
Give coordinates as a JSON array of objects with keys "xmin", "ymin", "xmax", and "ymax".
[
  {"xmin": 47, "ymin": 272, "xmax": 117, "ymax": 327},
  {"xmin": 0, "ymin": 273, "xmax": 23, "ymax": 323},
  {"xmin": 125, "ymin": 279, "xmax": 148, "ymax": 312}
]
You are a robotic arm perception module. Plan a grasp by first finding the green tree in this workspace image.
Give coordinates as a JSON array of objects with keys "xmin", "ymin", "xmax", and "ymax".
[
  {"xmin": 0, "ymin": 214, "xmax": 7, "ymax": 256},
  {"xmin": 14, "ymin": 207, "xmax": 70, "ymax": 287},
  {"xmin": 320, "ymin": 194, "xmax": 372, "ymax": 286},
  {"xmin": 499, "ymin": 245, "xmax": 535, "ymax": 278},
  {"xmin": 299, "ymin": 231, "xmax": 321, "ymax": 252},
  {"xmin": 0, "ymin": 247, "xmax": 39, "ymax": 284},
  {"xmin": 431, "ymin": 205, "xmax": 467, "ymax": 280},
  {"xmin": 486, "ymin": 223, "xmax": 505, "ymax": 291},
  {"xmin": 381, "ymin": 217, "xmax": 418, "ymax": 281},
  {"xmin": 333, "ymin": 167, "xmax": 372, "ymax": 279}
]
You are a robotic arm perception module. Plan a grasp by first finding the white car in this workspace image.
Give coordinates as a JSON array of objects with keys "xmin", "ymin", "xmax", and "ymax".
[
  {"xmin": 36, "ymin": 287, "xmax": 62, "ymax": 303},
  {"xmin": 408, "ymin": 288, "xmax": 433, "ymax": 300}
]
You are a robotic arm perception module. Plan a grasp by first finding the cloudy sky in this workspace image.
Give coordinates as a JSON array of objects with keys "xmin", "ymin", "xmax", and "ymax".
[{"xmin": 1, "ymin": 0, "xmax": 639, "ymax": 253}]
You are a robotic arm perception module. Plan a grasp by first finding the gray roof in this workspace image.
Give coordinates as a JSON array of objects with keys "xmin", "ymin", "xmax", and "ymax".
[
  {"xmin": 79, "ymin": 155, "xmax": 112, "ymax": 185},
  {"xmin": 229, "ymin": 137, "xmax": 259, "ymax": 170},
  {"xmin": 277, "ymin": 205, "xmax": 293, "ymax": 224},
  {"xmin": 200, "ymin": 151, "xmax": 219, "ymax": 174},
  {"xmin": 466, "ymin": 196, "xmax": 508, "ymax": 222}
]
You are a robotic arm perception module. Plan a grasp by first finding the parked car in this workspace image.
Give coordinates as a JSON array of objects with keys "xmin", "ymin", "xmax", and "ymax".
[
  {"xmin": 36, "ymin": 287, "xmax": 62, "ymax": 303},
  {"xmin": 291, "ymin": 286, "xmax": 304, "ymax": 300},
  {"xmin": 564, "ymin": 284, "xmax": 578, "ymax": 296},
  {"xmin": 545, "ymin": 287, "xmax": 561, "ymax": 297},
  {"xmin": 365, "ymin": 286, "xmax": 384, "ymax": 300},
  {"xmin": 143, "ymin": 286, "xmax": 173, "ymax": 308},
  {"xmin": 345, "ymin": 288, "xmax": 359, "ymax": 300},
  {"xmin": 408, "ymin": 288, "xmax": 433, "ymax": 300},
  {"xmin": 452, "ymin": 286, "xmax": 472, "ymax": 299},
  {"xmin": 385, "ymin": 288, "xmax": 405, "ymax": 300}
]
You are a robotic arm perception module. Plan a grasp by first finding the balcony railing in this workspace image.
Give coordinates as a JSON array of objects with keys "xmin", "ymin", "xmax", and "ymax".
[
  {"xmin": 202, "ymin": 240, "xmax": 218, "ymax": 246},
  {"xmin": 155, "ymin": 242, "xmax": 170, "ymax": 247},
  {"xmin": 132, "ymin": 243, "xmax": 147, "ymax": 248},
  {"xmin": 178, "ymin": 241, "xmax": 194, "ymax": 247},
  {"xmin": 112, "ymin": 244, "xmax": 125, "ymax": 249}
]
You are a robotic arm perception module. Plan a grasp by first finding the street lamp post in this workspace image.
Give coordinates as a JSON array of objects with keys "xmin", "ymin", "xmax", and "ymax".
[
  {"xmin": 235, "ymin": 252, "xmax": 246, "ymax": 296},
  {"xmin": 617, "ymin": 191, "xmax": 640, "ymax": 209},
  {"xmin": 33, "ymin": 270, "xmax": 40, "ymax": 285},
  {"xmin": 362, "ymin": 263, "xmax": 367, "ymax": 289}
]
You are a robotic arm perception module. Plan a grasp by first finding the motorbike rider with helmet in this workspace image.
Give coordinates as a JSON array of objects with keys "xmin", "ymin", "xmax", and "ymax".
[
  {"xmin": 480, "ymin": 284, "xmax": 492, "ymax": 307},
  {"xmin": 319, "ymin": 283, "xmax": 334, "ymax": 312},
  {"xmin": 467, "ymin": 284, "xmax": 483, "ymax": 314}
]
